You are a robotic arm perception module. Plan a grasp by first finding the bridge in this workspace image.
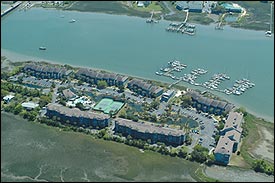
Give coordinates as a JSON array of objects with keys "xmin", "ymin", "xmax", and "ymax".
[{"xmin": 1, "ymin": 1, "xmax": 22, "ymax": 17}]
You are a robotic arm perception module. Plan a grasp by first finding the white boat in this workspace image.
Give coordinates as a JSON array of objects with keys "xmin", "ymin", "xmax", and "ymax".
[
  {"xmin": 69, "ymin": 19, "xmax": 76, "ymax": 23},
  {"xmin": 265, "ymin": 30, "xmax": 272, "ymax": 37},
  {"xmin": 39, "ymin": 46, "xmax": 46, "ymax": 50}
]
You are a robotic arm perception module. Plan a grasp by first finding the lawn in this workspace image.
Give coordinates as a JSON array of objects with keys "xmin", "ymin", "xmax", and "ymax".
[{"xmin": 132, "ymin": 2, "xmax": 163, "ymax": 12}]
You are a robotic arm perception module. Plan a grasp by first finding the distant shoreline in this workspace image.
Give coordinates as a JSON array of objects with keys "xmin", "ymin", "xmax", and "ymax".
[{"xmin": 1, "ymin": 48, "xmax": 274, "ymax": 123}]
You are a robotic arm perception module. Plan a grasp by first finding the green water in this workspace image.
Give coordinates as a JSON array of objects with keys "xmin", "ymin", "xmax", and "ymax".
[
  {"xmin": 1, "ymin": 112, "xmax": 200, "ymax": 182},
  {"xmin": 2, "ymin": 112, "xmax": 274, "ymax": 182},
  {"xmin": 1, "ymin": 8, "xmax": 274, "ymax": 122}
]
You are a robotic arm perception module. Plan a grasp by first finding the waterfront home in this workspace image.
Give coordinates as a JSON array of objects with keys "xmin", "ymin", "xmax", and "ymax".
[
  {"xmin": 161, "ymin": 89, "xmax": 175, "ymax": 102},
  {"xmin": 220, "ymin": 111, "xmax": 243, "ymax": 135},
  {"xmin": 114, "ymin": 118, "xmax": 186, "ymax": 146},
  {"xmin": 214, "ymin": 111, "xmax": 243, "ymax": 164},
  {"xmin": 3, "ymin": 94, "xmax": 15, "ymax": 103},
  {"xmin": 46, "ymin": 103, "xmax": 110, "ymax": 128},
  {"xmin": 21, "ymin": 102, "xmax": 39, "ymax": 110},
  {"xmin": 127, "ymin": 79, "xmax": 163, "ymax": 98},
  {"xmin": 76, "ymin": 68, "xmax": 128, "ymax": 87},
  {"xmin": 23, "ymin": 63, "xmax": 69, "ymax": 79},
  {"xmin": 224, "ymin": 129, "xmax": 241, "ymax": 153},
  {"xmin": 188, "ymin": 90, "xmax": 234, "ymax": 115},
  {"xmin": 214, "ymin": 136, "xmax": 234, "ymax": 165}
]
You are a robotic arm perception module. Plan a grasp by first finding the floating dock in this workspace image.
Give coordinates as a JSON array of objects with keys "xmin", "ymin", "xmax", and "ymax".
[{"xmin": 1, "ymin": 1, "xmax": 22, "ymax": 17}]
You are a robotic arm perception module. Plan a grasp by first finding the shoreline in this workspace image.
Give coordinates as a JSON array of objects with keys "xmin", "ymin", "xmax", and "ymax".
[
  {"xmin": 1, "ymin": 48, "xmax": 274, "ymax": 123},
  {"xmin": 59, "ymin": 2, "xmax": 271, "ymax": 33}
]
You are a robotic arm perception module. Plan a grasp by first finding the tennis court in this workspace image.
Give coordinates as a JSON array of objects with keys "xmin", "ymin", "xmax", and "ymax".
[{"xmin": 93, "ymin": 98, "xmax": 124, "ymax": 114}]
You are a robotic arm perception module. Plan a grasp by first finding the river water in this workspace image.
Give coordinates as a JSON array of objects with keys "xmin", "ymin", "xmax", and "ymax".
[{"xmin": 1, "ymin": 7, "xmax": 274, "ymax": 122}]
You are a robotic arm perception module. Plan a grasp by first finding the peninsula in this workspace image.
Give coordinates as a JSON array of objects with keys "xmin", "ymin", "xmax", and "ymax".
[{"xmin": 1, "ymin": 58, "xmax": 274, "ymax": 178}]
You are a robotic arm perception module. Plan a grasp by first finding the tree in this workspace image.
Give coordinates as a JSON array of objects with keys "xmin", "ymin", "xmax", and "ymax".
[
  {"xmin": 97, "ymin": 80, "xmax": 108, "ymax": 89},
  {"xmin": 39, "ymin": 95, "xmax": 51, "ymax": 107},
  {"xmin": 191, "ymin": 145, "xmax": 209, "ymax": 163},
  {"xmin": 119, "ymin": 108, "xmax": 127, "ymax": 118},
  {"xmin": 234, "ymin": 107, "xmax": 247, "ymax": 116},
  {"xmin": 14, "ymin": 104, "xmax": 23, "ymax": 115},
  {"xmin": 76, "ymin": 102, "xmax": 85, "ymax": 110},
  {"xmin": 181, "ymin": 95, "xmax": 192, "ymax": 108},
  {"xmin": 118, "ymin": 85, "xmax": 125, "ymax": 93},
  {"xmin": 178, "ymin": 148, "xmax": 188, "ymax": 158}
]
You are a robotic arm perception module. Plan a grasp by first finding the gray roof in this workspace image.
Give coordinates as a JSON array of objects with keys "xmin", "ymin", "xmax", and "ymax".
[
  {"xmin": 116, "ymin": 75, "xmax": 128, "ymax": 82},
  {"xmin": 152, "ymin": 86, "xmax": 164, "ymax": 94},
  {"xmin": 177, "ymin": 1, "xmax": 203, "ymax": 9},
  {"xmin": 217, "ymin": 101, "xmax": 227, "ymax": 109},
  {"xmin": 224, "ymin": 129, "xmax": 241, "ymax": 143},
  {"xmin": 223, "ymin": 111, "xmax": 243, "ymax": 132},
  {"xmin": 224, "ymin": 103, "xmax": 234, "ymax": 112},
  {"xmin": 62, "ymin": 89, "xmax": 77, "ymax": 99},
  {"xmin": 47, "ymin": 103, "xmax": 109, "ymax": 120},
  {"xmin": 210, "ymin": 100, "xmax": 219, "ymax": 107},
  {"xmin": 163, "ymin": 89, "xmax": 174, "ymax": 97},
  {"xmin": 214, "ymin": 136, "xmax": 234, "ymax": 155},
  {"xmin": 115, "ymin": 118, "xmax": 185, "ymax": 136},
  {"xmin": 23, "ymin": 63, "xmax": 67, "ymax": 75}
]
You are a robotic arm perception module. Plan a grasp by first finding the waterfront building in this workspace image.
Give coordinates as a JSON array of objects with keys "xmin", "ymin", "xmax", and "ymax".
[
  {"xmin": 214, "ymin": 136, "xmax": 234, "ymax": 165},
  {"xmin": 23, "ymin": 63, "xmax": 70, "ymax": 79},
  {"xmin": 161, "ymin": 89, "xmax": 175, "ymax": 102},
  {"xmin": 214, "ymin": 111, "xmax": 243, "ymax": 164},
  {"xmin": 76, "ymin": 68, "xmax": 128, "ymax": 87},
  {"xmin": 127, "ymin": 79, "xmax": 163, "ymax": 98},
  {"xmin": 188, "ymin": 90, "xmax": 234, "ymax": 115},
  {"xmin": 220, "ymin": 111, "xmax": 243, "ymax": 135},
  {"xmin": 114, "ymin": 118, "xmax": 186, "ymax": 146},
  {"xmin": 46, "ymin": 103, "xmax": 110, "ymax": 128},
  {"xmin": 21, "ymin": 102, "xmax": 39, "ymax": 110}
]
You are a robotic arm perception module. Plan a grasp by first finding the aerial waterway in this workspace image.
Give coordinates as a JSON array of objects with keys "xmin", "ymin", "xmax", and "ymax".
[{"xmin": 1, "ymin": 7, "xmax": 274, "ymax": 122}]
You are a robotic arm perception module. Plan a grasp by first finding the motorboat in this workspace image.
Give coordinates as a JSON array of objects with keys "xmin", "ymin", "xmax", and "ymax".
[
  {"xmin": 69, "ymin": 19, "xmax": 76, "ymax": 23},
  {"xmin": 39, "ymin": 46, "xmax": 46, "ymax": 50}
]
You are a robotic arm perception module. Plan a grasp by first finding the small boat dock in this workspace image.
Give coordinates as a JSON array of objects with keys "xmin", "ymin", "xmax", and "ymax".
[
  {"xmin": 165, "ymin": 10, "xmax": 196, "ymax": 36},
  {"xmin": 1, "ymin": 1, "xmax": 22, "ymax": 17},
  {"xmin": 155, "ymin": 59, "xmax": 255, "ymax": 96}
]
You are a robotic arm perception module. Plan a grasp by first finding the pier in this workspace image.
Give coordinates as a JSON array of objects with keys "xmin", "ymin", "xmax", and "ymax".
[
  {"xmin": 215, "ymin": 13, "xmax": 226, "ymax": 30},
  {"xmin": 146, "ymin": 10, "xmax": 158, "ymax": 23},
  {"xmin": 168, "ymin": 78, "xmax": 182, "ymax": 88},
  {"xmin": 1, "ymin": 1, "xmax": 22, "ymax": 17},
  {"xmin": 155, "ymin": 60, "xmax": 255, "ymax": 96},
  {"xmin": 165, "ymin": 10, "xmax": 196, "ymax": 36}
]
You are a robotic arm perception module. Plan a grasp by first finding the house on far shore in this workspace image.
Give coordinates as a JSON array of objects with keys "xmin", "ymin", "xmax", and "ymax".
[
  {"xmin": 21, "ymin": 102, "xmax": 39, "ymax": 110},
  {"xmin": 3, "ymin": 94, "xmax": 15, "ymax": 103}
]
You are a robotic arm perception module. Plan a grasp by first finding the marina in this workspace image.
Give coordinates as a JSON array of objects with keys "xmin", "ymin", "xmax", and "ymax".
[
  {"xmin": 165, "ymin": 10, "xmax": 196, "ymax": 36},
  {"xmin": 155, "ymin": 60, "xmax": 255, "ymax": 96},
  {"xmin": 1, "ymin": 7, "xmax": 273, "ymax": 121}
]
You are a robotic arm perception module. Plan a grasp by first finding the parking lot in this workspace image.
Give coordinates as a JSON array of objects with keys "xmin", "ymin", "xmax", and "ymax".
[{"xmin": 182, "ymin": 107, "xmax": 217, "ymax": 151}]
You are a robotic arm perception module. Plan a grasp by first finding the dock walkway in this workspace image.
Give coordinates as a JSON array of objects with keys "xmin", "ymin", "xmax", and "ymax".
[{"xmin": 1, "ymin": 1, "xmax": 22, "ymax": 17}]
